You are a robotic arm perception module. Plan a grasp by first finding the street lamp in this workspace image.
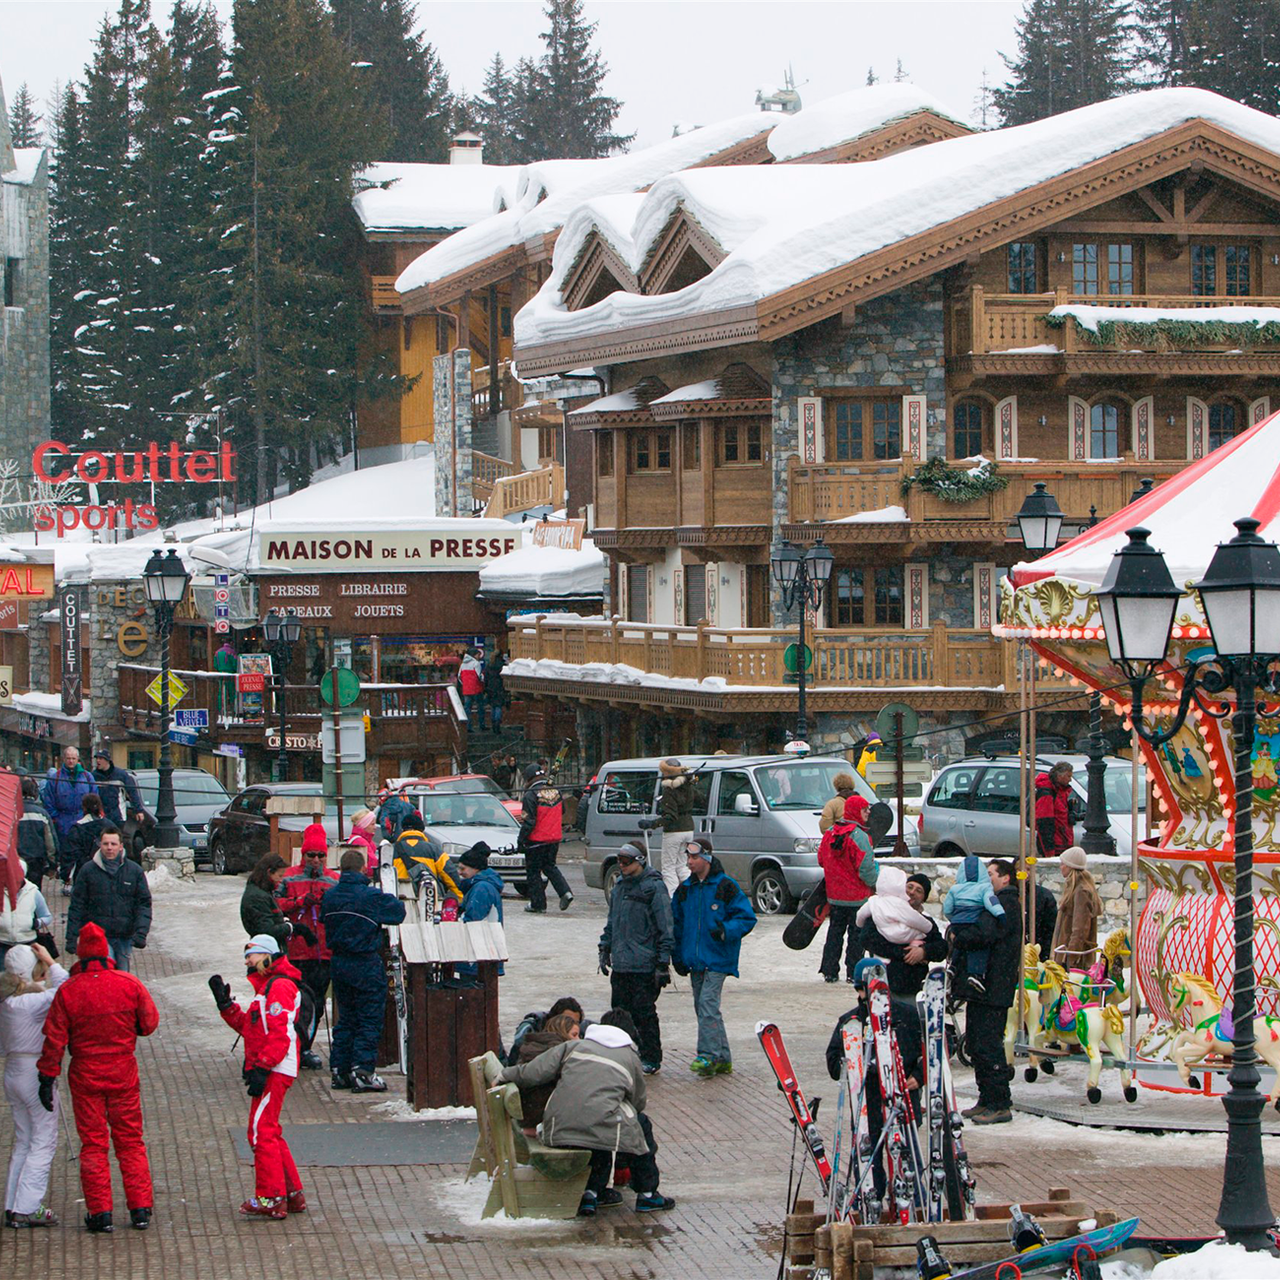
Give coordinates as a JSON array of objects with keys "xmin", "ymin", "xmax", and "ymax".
[
  {"xmin": 262, "ymin": 609, "xmax": 302, "ymax": 782},
  {"xmin": 1097, "ymin": 518, "xmax": 1280, "ymax": 1251},
  {"xmin": 770, "ymin": 538, "xmax": 834, "ymax": 740},
  {"xmin": 1015, "ymin": 481, "xmax": 1064, "ymax": 554},
  {"xmin": 142, "ymin": 548, "xmax": 191, "ymax": 849}
]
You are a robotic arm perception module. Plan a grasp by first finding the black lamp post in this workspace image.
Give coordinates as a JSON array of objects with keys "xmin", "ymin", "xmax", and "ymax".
[
  {"xmin": 142, "ymin": 548, "xmax": 191, "ymax": 849},
  {"xmin": 1015, "ymin": 481, "xmax": 1064, "ymax": 555},
  {"xmin": 770, "ymin": 538, "xmax": 834, "ymax": 740},
  {"xmin": 1097, "ymin": 519, "xmax": 1280, "ymax": 1251},
  {"xmin": 262, "ymin": 609, "xmax": 302, "ymax": 783}
]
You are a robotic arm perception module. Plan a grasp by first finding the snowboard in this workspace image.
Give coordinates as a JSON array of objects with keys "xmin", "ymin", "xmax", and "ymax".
[
  {"xmin": 757, "ymin": 1021, "xmax": 832, "ymax": 1192},
  {"xmin": 782, "ymin": 801, "xmax": 894, "ymax": 951},
  {"xmin": 942, "ymin": 1217, "xmax": 1140, "ymax": 1280}
]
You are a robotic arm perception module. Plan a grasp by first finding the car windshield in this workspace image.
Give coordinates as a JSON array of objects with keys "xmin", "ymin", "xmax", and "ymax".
[
  {"xmin": 136, "ymin": 772, "xmax": 231, "ymax": 808},
  {"xmin": 409, "ymin": 792, "xmax": 517, "ymax": 829},
  {"xmin": 1104, "ymin": 764, "xmax": 1147, "ymax": 813},
  {"xmin": 754, "ymin": 761, "xmax": 872, "ymax": 811},
  {"xmin": 431, "ymin": 777, "xmax": 504, "ymax": 798}
]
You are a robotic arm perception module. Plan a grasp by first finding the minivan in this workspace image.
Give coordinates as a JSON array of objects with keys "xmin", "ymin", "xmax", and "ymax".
[{"xmin": 582, "ymin": 754, "xmax": 917, "ymax": 915}]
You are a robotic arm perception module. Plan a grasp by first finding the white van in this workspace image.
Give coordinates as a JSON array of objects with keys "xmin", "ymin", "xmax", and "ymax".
[{"xmin": 581, "ymin": 754, "xmax": 916, "ymax": 915}]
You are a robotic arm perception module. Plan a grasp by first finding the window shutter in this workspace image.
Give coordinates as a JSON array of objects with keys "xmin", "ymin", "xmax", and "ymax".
[
  {"xmin": 798, "ymin": 396, "xmax": 823, "ymax": 463},
  {"xmin": 906, "ymin": 564, "xmax": 929, "ymax": 628},
  {"xmin": 972, "ymin": 562, "xmax": 996, "ymax": 631},
  {"xmin": 704, "ymin": 561, "xmax": 718, "ymax": 625},
  {"xmin": 1131, "ymin": 395, "xmax": 1154, "ymax": 462},
  {"xmin": 902, "ymin": 395, "xmax": 928, "ymax": 461},
  {"xmin": 1186, "ymin": 396, "xmax": 1208, "ymax": 460},
  {"xmin": 1068, "ymin": 396, "xmax": 1090, "ymax": 461},
  {"xmin": 1250, "ymin": 396, "xmax": 1271, "ymax": 427},
  {"xmin": 994, "ymin": 395, "xmax": 1018, "ymax": 461}
]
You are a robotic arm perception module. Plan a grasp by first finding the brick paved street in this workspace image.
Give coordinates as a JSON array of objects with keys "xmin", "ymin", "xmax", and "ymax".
[{"xmin": 3, "ymin": 849, "xmax": 1275, "ymax": 1278}]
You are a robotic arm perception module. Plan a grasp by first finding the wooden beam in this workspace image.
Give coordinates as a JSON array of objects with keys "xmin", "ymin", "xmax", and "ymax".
[
  {"xmin": 1187, "ymin": 187, "xmax": 1219, "ymax": 223},
  {"xmin": 840, "ymin": 302, "xmax": 857, "ymax": 327},
  {"xmin": 1172, "ymin": 184, "xmax": 1186, "ymax": 223},
  {"xmin": 1136, "ymin": 188, "xmax": 1174, "ymax": 223},
  {"xmin": 1052, "ymin": 220, "xmax": 1280, "ymax": 237}
]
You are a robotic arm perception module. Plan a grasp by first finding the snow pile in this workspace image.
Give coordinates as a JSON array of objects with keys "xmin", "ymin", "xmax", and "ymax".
[
  {"xmin": 145, "ymin": 863, "xmax": 182, "ymax": 893},
  {"xmin": 1151, "ymin": 1242, "xmax": 1280, "ymax": 1279},
  {"xmin": 478, "ymin": 539, "xmax": 606, "ymax": 599},
  {"xmin": 11, "ymin": 692, "xmax": 91, "ymax": 723},
  {"xmin": 767, "ymin": 83, "xmax": 966, "ymax": 162},
  {"xmin": 516, "ymin": 87, "xmax": 1280, "ymax": 352},
  {"xmin": 651, "ymin": 379, "xmax": 722, "ymax": 403},
  {"xmin": 3, "ymin": 148, "xmax": 44, "ymax": 185},
  {"xmin": 371, "ymin": 1099, "xmax": 476, "ymax": 1122},
  {"xmin": 1051, "ymin": 303, "xmax": 1280, "ymax": 331},
  {"xmin": 507, "ymin": 655, "xmax": 731, "ymax": 693},
  {"xmin": 353, "ymin": 160, "xmax": 523, "ymax": 233},
  {"xmin": 835, "ymin": 504, "xmax": 909, "ymax": 524}
]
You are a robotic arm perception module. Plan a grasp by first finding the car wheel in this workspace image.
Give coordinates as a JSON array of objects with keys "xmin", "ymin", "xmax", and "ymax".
[
  {"xmin": 934, "ymin": 842, "xmax": 964, "ymax": 860},
  {"xmin": 751, "ymin": 867, "xmax": 796, "ymax": 916},
  {"xmin": 602, "ymin": 862, "xmax": 619, "ymax": 899},
  {"xmin": 210, "ymin": 838, "xmax": 229, "ymax": 876}
]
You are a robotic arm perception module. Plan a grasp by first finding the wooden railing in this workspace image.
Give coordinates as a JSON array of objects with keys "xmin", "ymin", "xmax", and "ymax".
[
  {"xmin": 958, "ymin": 287, "xmax": 1280, "ymax": 355},
  {"xmin": 472, "ymin": 450, "xmax": 520, "ymax": 504},
  {"xmin": 472, "ymin": 360, "xmax": 524, "ymax": 417},
  {"xmin": 788, "ymin": 460, "xmax": 904, "ymax": 523},
  {"xmin": 509, "ymin": 616, "xmax": 1061, "ymax": 693},
  {"xmin": 370, "ymin": 276, "xmax": 401, "ymax": 314},
  {"xmin": 485, "ymin": 463, "xmax": 564, "ymax": 519}
]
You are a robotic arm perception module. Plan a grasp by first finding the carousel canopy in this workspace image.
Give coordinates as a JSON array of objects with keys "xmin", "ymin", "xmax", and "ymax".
[{"xmin": 1012, "ymin": 409, "xmax": 1280, "ymax": 590}]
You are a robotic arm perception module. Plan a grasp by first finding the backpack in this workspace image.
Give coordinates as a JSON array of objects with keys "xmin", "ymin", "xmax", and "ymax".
[{"xmin": 262, "ymin": 972, "xmax": 315, "ymax": 1043}]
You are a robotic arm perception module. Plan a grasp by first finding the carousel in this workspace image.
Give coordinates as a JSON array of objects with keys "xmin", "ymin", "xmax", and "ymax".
[{"xmin": 997, "ymin": 411, "xmax": 1280, "ymax": 1101}]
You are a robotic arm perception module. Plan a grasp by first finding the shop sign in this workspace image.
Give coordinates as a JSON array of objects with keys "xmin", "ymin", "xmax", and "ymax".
[
  {"xmin": 237, "ymin": 654, "xmax": 272, "ymax": 722},
  {"xmin": 0, "ymin": 565, "xmax": 53, "ymax": 599},
  {"xmin": 0, "ymin": 667, "xmax": 12, "ymax": 705},
  {"xmin": 259, "ymin": 529, "xmax": 517, "ymax": 573},
  {"xmin": 259, "ymin": 576, "xmax": 492, "ymax": 636},
  {"xmin": 0, "ymin": 600, "xmax": 20, "ymax": 630},
  {"xmin": 531, "ymin": 519, "xmax": 584, "ymax": 551},
  {"xmin": 265, "ymin": 731, "xmax": 320, "ymax": 752},
  {"xmin": 22, "ymin": 714, "xmax": 50, "ymax": 739},
  {"xmin": 60, "ymin": 588, "xmax": 83, "ymax": 716}
]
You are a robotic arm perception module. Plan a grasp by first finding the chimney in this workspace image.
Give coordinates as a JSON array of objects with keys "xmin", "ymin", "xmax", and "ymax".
[{"xmin": 449, "ymin": 131, "xmax": 484, "ymax": 165}]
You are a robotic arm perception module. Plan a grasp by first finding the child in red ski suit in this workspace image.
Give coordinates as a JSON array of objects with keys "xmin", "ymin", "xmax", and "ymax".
[
  {"xmin": 209, "ymin": 934, "xmax": 305, "ymax": 1220},
  {"xmin": 36, "ymin": 920, "xmax": 158, "ymax": 1233}
]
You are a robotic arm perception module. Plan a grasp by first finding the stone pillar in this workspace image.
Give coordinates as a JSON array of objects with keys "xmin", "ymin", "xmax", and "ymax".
[{"xmin": 433, "ymin": 349, "xmax": 474, "ymax": 518}]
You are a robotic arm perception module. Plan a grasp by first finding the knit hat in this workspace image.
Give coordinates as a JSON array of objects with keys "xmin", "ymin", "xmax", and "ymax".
[
  {"xmin": 906, "ymin": 873, "xmax": 933, "ymax": 900},
  {"xmin": 843, "ymin": 793, "xmax": 871, "ymax": 822},
  {"xmin": 617, "ymin": 842, "xmax": 647, "ymax": 863},
  {"xmin": 866, "ymin": 731, "xmax": 882, "ymax": 744},
  {"xmin": 94, "ymin": 743, "xmax": 112, "ymax": 759},
  {"xmin": 460, "ymin": 842, "xmax": 491, "ymax": 870},
  {"xmin": 402, "ymin": 811, "xmax": 425, "ymax": 832},
  {"xmin": 300, "ymin": 823, "xmax": 328, "ymax": 856},
  {"xmin": 1060, "ymin": 846, "xmax": 1088, "ymax": 871},
  {"xmin": 658, "ymin": 757, "xmax": 685, "ymax": 778},
  {"xmin": 244, "ymin": 934, "xmax": 280, "ymax": 959},
  {"xmin": 3, "ymin": 944, "xmax": 36, "ymax": 982},
  {"xmin": 76, "ymin": 921, "xmax": 110, "ymax": 960},
  {"xmin": 352, "ymin": 808, "xmax": 375, "ymax": 832}
]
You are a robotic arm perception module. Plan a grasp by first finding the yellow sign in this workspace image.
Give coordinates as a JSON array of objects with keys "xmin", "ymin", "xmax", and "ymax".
[{"xmin": 145, "ymin": 672, "xmax": 189, "ymax": 707}]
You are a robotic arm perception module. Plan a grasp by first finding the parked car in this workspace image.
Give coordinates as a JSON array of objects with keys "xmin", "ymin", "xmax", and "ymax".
[
  {"xmin": 124, "ymin": 768, "xmax": 232, "ymax": 864},
  {"xmin": 395, "ymin": 784, "xmax": 526, "ymax": 891},
  {"xmin": 389, "ymin": 773, "xmax": 522, "ymax": 819},
  {"xmin": 207, "ymin": 782, "xmax": 342, "ymax": 875},
  {"xmin": 581, "ymin": 754, "xmax": 918, "ymax": 916},
  {"xmin": 919, "ymin": 754, "xmax": 1147, "ymax": 860}
]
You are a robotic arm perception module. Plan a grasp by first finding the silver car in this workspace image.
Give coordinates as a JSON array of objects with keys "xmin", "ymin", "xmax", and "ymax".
[
  {"xmin": 919, "ymin": 754, "xmax": 1146, "ymax": 860},
  {"xmin": 400, "ymin": 788, "xmax": 526, "ymax": 888}
]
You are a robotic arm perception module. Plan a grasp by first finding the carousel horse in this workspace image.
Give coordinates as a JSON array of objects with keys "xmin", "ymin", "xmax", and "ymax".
[
  {"xmin": 1006, "ymin": 944, "xmax": 1048, "ymax": 1068},
  {"xmin": 1168, "ymin": 972, "xmax": 1280, "ymax": 1108},
  {"xmin": 1029, "ymin": 958, "xmax": 1135, "ymax": 1104},
  {"xmin": 1080, "ymin": 929, "xmax": 1131, "ymax": 1012}
]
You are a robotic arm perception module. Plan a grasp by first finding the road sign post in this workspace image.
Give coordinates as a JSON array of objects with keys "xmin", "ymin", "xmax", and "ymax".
[{"xmin": 875, "ymin": 701, "xmax": 919, "ymax": 857}]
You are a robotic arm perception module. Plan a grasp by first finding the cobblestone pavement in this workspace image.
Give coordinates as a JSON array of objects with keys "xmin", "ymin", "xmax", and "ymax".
[{"xmin": 3, "ymin": 850, "xmax": 1274, "ymax": 1278}]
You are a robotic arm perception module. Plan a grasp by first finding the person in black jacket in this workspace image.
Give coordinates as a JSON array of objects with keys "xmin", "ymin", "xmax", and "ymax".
[
  {"xmin": 65, "ymin": 828, "xmax": 152, "ymax": 971},
  {"xmin": 64, "ymin": 795, "xmax": 107, "ymax": 883},
  {"xmin": 91, "ymin": 748, "xmax": 144, "ymax": 828},
  {"xmin": 856, "ymin": 873, "xmax": 947, "ymax": 998},
  {"xmin": 17, "ymin": 776, "xmax": 57, "ymax": 887},
  {"xmin": 1031, "ymin": 879, "xmax": 1058, "ymax": 963},
  {"xmin": 949, "ymin": 858, "xmax": 1020, "ymax": 1125}
]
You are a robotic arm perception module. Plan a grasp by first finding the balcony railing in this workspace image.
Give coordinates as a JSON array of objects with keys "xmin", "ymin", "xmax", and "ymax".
[
  {"xmin": 472, "ymin": 360, "xmax": 524, "ymax": 417},
  {"xmin": 485, "ymin": 463, "xmax": 564, "ymax": 519},
  {"xmin": 472, "ymin": 450, "xmax": 520, "ymax": 505},
  {"xmin": 956, "ymin": 286, "xmax": 1280, "ymax": 356},
  {"xmin": 509, "ymin": 616, "xmax": 1058, "ymax": 694},
  {"xmin": 370, "ymin": 276, "xmax": 401, "ymax": 314},
  {"xmin": 788, "ymin": 457, "xmax": 1185, "ymax": 527}
]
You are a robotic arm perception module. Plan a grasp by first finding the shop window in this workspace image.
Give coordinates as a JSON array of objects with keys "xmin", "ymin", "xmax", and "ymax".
[
  {"xmin": 682, "ymin": 421, "xmax": 701, "ymax": 469},
  {"xmin": 628, "ymin": 564, "xmax": 649, "ymax": 622},
  {"xmin": 684, "ymin": 564, "xmax": 707, "ymax": 625},
  {"xmin": 1208, "ymin": 402, "xmax": 1242, "ymax": 452},
  {"xmin": 1073, "ymin": 242, "xmax": 1135, "ymax": 295},
  {"xmin": 831, "ymin": 567, "xmax": 903, "ymax": 625},
  {"xmin": 597, "ymin": 432, "xmax": 613, "ymax": 476},
  {"xmin": 953, "ymin": 401, "xmax": 983, "ymax": 458},
  {"xmin": 1090, "ymin": 402, "xmax": 1122, "ymax": 458},
  {"xmin": 656, "ymin": 430, "xmax": 672, "ymax": 471},
  {"xmin": 1007, "ymin": 242, "xmax": 1037, "ymax": 293},
  {"xmin": 827, "ymin": 399, "xmax": 901, "ymax": 461},
  {"xmin": 629, "ymin": 432, "xmax": 652, "ymax": 472}
]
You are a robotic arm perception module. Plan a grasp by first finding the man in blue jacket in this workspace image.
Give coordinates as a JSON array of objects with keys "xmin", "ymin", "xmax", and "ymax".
[
  {"xmin": 42, "ymin": 747, "xmax": 99, "ymax": 846},
  {"xmin": 670, "ymin": 837, "xmax": 756, "ymax": 1078},
  {"xmin": 319, "ymin": 849, "xmax": 405, "ymax": 1093}
]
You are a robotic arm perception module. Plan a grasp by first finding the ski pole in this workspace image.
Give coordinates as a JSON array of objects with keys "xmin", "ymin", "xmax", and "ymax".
[{"xmin": 827, "ymin": 1057, "xmax": 847, "ymax": 1221}]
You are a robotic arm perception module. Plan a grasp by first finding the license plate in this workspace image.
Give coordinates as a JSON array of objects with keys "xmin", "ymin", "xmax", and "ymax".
[{"xmin": 489, "ymin": 854, "xmax": 522, "ymax": 868}]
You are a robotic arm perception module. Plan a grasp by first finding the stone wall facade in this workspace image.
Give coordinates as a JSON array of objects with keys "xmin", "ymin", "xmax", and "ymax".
[{"xmin": 432, "ymin": 349, "xmax": 474, "ymax": 517}]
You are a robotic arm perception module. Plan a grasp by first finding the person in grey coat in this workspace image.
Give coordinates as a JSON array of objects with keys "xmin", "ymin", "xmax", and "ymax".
[
  {"xmin": 598, "ymin": 842, "xmax": 672, "ymax": 1074},
  {"xmin": 491, "ymin": 1009, "xmax": 675, "ymax": 1217}
]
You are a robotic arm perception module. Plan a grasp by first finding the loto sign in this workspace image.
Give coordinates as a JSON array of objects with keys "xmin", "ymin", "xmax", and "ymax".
[{"xmin": 531, "ymin": 519, "xmax": 585, "ymax": 551}]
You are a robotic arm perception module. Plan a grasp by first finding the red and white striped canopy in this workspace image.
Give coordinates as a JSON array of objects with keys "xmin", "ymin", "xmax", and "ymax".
[{"xmin": 1013, "ymin": 409, "xmax": 1280, "ymax": 589}]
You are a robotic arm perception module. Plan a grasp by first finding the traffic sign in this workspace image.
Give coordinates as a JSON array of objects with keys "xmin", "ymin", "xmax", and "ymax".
[
  {"xmin": 865, "ymin": 760, "xmax": 934, "ymax": 788},
  {"xmin": 875, "ymin": 781, "xmax": 924, "ymax": 799},
  {"xmin": 174, "ymin": 709, "xmax": 208, "ymax": 730},
  {"xmin": 876, "ymin": 701, "xmax": 919, "ymax": 744},
  {"xmin": 169, "ymin": 728, "xmax": 198, "ymax": 746},
  {"xmin": 320, "ymin": 667, "xmax": 362, "ymax": 707},
  {"xmin": 783, "ymin": 643, "xmax": 812, "ymax": 674},
  {"xmin": 145, "ymin": 671, "xmax": 189, "ymax": 707},
  {"xmin": 215, "ymin": 743, "xmax": 244, "ymax": 758}
]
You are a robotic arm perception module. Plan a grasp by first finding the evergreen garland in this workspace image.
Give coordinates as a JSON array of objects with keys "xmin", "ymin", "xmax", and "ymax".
[
  {"xmin": 1046, "ymin": 311, "xmax": 1280, "ymax": 348},
  {"xmin": 901, "ymin": 456, "xmax": 1010, "ymax": 503}
]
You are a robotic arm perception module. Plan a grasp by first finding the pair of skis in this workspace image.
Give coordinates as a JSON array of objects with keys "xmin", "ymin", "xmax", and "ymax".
[
  {"xmin": 921, "ymin": 967, "xmax": 976, "ymax": 1223},
  {"xmin": 379, "ymin": 860, "xmax": 437, "ymax": 1077},
  {"xmin": 757, "ymin": 1021, "xmax": 832, "ymax": 1194}
]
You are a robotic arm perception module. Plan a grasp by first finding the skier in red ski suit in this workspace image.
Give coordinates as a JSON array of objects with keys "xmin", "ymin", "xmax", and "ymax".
[
  {"xmin": 209, "ymin": 934, "xmax": 305, "ymax": 1219},
  {"xmin": 36, "ymin": 920, "xmax": 158, "ymax": 1233}
]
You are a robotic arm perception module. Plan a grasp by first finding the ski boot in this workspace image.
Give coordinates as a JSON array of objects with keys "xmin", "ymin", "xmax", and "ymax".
[
  {"xmin": 84, "ymin": 1212, "xmax": 113, "ymax": 1233},
  {"xmin": 130, "ymin": 1207, "xmax": 152, "ymax": 1230},
  {"xmin": 286, "ymin": 1189, "xmax": 307, "ymax": 1214},
  {"xmin": 240, "ymin": 1196, "xmax": 287, "ymax": 1220},
  {"xmin": 9, "ymin": 1205, "xmax": 58, "ymax": 1228},
  {"xmin": 916, "ymin": 1235, "xmax": 953, "ymax": 1280},
  {"xmin": 1009, "ymin": 1204, "xmax": 1048, "ymax": 1253},
  {"xmin": 351, "ymin": 1067, "xmax": 388, "ymax": 1093},
  {"xmin": 330, "ymin": 1067, "xmax": 353, "ymax": 1090}
]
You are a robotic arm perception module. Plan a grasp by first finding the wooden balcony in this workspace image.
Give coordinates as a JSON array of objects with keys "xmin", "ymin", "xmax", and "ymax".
[
  {"xmin": 117, "ymin": 665, "xmax": 465, "ymax": 759},
  {"xmin": 472, "ymin": 360, "xmax": 524, "ymax": 418},
  {"xmin": 485, "ymin": 463, "xmax": 564, "ymax": 519},
  {"xmin": 506, "ymin": 616, "xmax": 1079, "ymax": 714},
  {"xmin": 787, "ymin": 456, "xmax": 1185, "ymax": 536},
  {"xmin": 472, "ymin": 450, "xmax": 520, "ymax": 506},
  {"xmin": 370, "ymin": 276, "xmax": 401, "ymax": 314}
]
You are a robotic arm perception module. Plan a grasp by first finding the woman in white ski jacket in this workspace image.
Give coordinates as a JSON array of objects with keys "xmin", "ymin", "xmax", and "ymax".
[
  {"xmin": 0, "ymin": 869, "xmax": 53, "ymax": 966},
  {"xmin": 0, "ymin": 942, "xmax": 67, "ymax": 1226}
]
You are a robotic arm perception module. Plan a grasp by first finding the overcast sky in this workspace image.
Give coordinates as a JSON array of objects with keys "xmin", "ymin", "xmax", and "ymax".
[{"xmin": 2, "ymin": 0, "xmax": 1023, "ymax": 149}]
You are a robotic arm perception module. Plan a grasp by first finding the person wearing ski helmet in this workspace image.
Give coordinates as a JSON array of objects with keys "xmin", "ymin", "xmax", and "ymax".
[
  {"xmin": 209, "ymin": 934, "xmax": 307, "ymax": 1220},
  {"xmin": 518, "ymin": 762, "xmax": 572, "ymax": 914},
  {"xmin": 599, "ymin": 842, "xmax": 674, "ymax": 1074}
]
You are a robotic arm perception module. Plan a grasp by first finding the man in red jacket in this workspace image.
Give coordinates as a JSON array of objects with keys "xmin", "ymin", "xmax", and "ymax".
[
  {"xmin": 37, "ymin": 920, "xmax": 158, "ymax": 1233},
  {"xmin": 278, "ymin": 825, "xmax": 339, "ymax": 1070},
  {"xmin": 209, "ymin": 934, "xmax": 305, "ymax": 1220},
  {"xmin": 1035, "ymin": 763, "xmax": 1077, "ymax": 857},
  {"xmin": 518, "ymin": 762, "xmax": 572, "ymax": 914}
]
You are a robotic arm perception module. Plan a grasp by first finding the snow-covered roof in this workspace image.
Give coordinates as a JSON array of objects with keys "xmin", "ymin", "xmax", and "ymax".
[
  {"xmin": 352, "ymin": 160, "xmax": 523, "ymax": 234},
  {"xmin": 514, "ymin": 88, "xmax": 1280, "ymax": 358},
  {"xmin": 2, "ymin": 148, "xmax": 44, "ymax": 185},
  {"xmin": 477, "ymin": 539, "xmax": 606, "ymax": 599},
  {"xmin": 766, "ymin": 84, "xmax": 966, "ymax": 162},
  {"xmin": 395, "ymin": 112, "xmax": 776, "ymax": 297},
  {"xmin": 1014, "ymin": 408, "xmax": 1280, "ymax": 588}
]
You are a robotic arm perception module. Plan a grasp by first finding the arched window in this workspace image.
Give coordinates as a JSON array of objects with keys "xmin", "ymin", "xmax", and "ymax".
[
  {"xmin": 1208, "ymin": 402, "xmax": 1242, "ymax": 452},
  {"xmin": 953, "ymin": 401, "xmax": 983, "ymax": 458},
  {"xmin": 1090, "ymin": 402, "xmax": 1122, "ymax": 459}
]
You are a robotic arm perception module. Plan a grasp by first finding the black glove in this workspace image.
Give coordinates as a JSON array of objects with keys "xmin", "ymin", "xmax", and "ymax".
[
  {"xmin": 655, "ymin": 963, "xmax": 671, "ymax": 990},
  {"xmin": 598, "ymin": 950, "xmax": 610, "ymax": 977},
  {"xmin": 294, "ymin": 922, "xmax": 318, "ymax": 946},
  {"xmin": 672, "ymin": 958, "xmax": 690, "ymax": 978},
  {"xmin": 711, "ymin": 924, "xmax": 726, "ymax": 943},
  {"xmin": 637, "ymin": 816, "xmax": 662, "ymax": 831},
  {"xmin": 208, "ymin": 974, "xmax": 233, "ymax": 1011},
  {"xmin": 38, "ymin": 1075, "xmax": 55, "ymax": 1112},
  {"xmin": 245, "ymin": 1066, "xmax": 270, "ymax": 1097}
]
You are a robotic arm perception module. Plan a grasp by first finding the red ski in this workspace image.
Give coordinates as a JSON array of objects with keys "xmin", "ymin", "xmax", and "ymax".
[{"xmin": 757, "ymin": 1021, "xmax": 832, "ymax": 1191}]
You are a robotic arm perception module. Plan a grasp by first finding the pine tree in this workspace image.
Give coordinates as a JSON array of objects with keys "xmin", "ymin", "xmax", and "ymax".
[
  {"xmin": 473, "ymin": 52, "xmax": 516, "ymax": 164},
  {"xmin": 7, "ymin": 83, "xmax": 42, "ymax": 147},
  {"xmin": 865, "ymin": 66, "xmax": 878, "ymax": 86},
  {"xmin": 520, "ymin": 0, "xmax": 632, "ymax": 160},
  {"xmin": 329, "ymin": 0, "xmax": 451, "ymax": 162},
  {"xmin": 893, "ymin": 58, "xmax": 908, "ymax": 82},
  {"xmin": 1184, "ymin": 0, "xmax": 1280, "ymax": 111},
  {"xmin": 1131, "ymin": 0, "xmax": 1193, "ymax": 85},
  {"xmin": 507, "ymin": 56, "xmax": 544, "ymax": 164}
]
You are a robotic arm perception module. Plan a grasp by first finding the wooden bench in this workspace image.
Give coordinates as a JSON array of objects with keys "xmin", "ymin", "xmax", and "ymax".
[{"xmin": 466, "ymin": 1056, "xmax": 591, "ymax": 1219}]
